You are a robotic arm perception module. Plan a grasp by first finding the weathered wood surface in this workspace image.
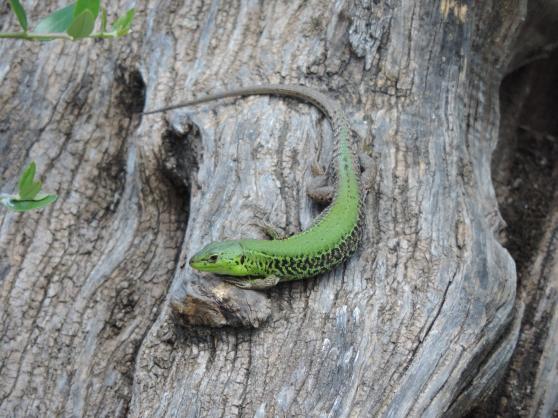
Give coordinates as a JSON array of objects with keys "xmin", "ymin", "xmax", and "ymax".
[
  {"xmin": 483, "ymin": 2, "xmax": 558, "ymax": 414},
  {"xmin": 0, "ymin": 0, "xmax": 537, "ymax": 416}
]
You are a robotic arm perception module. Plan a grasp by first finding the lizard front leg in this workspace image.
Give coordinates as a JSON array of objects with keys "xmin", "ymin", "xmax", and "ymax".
[
  {"xmin": 253, "ymin": 220, "xmax": 289, "ymax": 240},
  {"xmin": 225, "ymin": 275, "xmax": 281, "ymax": 290}
]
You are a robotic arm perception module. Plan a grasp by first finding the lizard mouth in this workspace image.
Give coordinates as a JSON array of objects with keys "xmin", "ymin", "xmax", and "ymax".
[{"xmin": 188, "ymin": 256, "xmax": 219, "ymax": 272}]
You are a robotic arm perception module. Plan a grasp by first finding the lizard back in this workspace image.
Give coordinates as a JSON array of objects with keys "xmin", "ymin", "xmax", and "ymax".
[{"xmin": 145, "ymin": 84, "xmax": 364, "ymax": 282}]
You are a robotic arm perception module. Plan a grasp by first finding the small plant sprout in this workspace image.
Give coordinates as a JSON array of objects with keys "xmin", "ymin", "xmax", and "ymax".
[
  {"xmin": 1, "ymin": 0, "xmax": 135, "ymax": 41},
  {"xmin": 0, "ymin": 162, "xmax": 57, "ymax": 212}
]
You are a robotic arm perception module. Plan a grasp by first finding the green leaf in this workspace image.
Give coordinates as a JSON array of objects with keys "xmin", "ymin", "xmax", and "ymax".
[
  {"xmin": 7, "ymin": 195, "xmax": 58, "ymax": 212},
  {"xmin": 1, "ymin": 163, "xmax": 57, "ymax": 212},
  {"xmin": 100, "ymin": 7, "xmax": 107, "ymax": 33},
  {"xmin": 18, "ymin": 161, "xmax": 42, "ymax": 200},
  {"xmin": 8, "ymin": 0, "xmax": 28, "ymax": 31},
  {"xmin": 73, "ymin": 0, "xmax": 100, "ymax": 20},
  {"xmin": 112, "ymin": 8, "xmax": 135, "ymax": 36},
  {"xmin": 34, "ymin": 4, "xmax": 75, "ymax": 34},
  {"xmin": 18, "ymin": 161, "xmax": 35, "ymax": 194},
  {"xmin": 66, "ymin": 10, "xmax": 95, "ymax": 38},
  {"xmin": 23, "ymin": 179, "xmax": 42, "ymax": 200}
]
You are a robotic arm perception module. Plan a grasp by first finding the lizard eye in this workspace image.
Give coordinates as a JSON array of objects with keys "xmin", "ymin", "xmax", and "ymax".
[{"xmin": 208, "ymin": 255, "xmax": 219, "ymax": 263}]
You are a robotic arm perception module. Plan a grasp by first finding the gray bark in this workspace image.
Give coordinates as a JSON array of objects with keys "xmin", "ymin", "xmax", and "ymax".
[
  {"xmin": 479, "ymin": 2, "xmax": 558, "ymax": 415},
  {"xmin": 1, "ymin": 0, "xmax": 550, "ymax": 417}
]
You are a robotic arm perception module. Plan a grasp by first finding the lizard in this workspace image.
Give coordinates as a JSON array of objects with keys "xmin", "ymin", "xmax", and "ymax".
[{"xmin": 142, "ymin": 84, "xmax": 366, "ymax": 290}]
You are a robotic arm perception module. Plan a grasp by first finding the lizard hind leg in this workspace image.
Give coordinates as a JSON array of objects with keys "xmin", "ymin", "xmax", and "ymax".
[
  {"xmin": 307, "ymin": 184, "xmax": 335, "ymax": 205},
  {"xmin": 307, "ymin": 159, "xmax": 335, "ymax": 204},
  {"xmin": 359, "ymin": 152, "xmax": 375, "ymax": 192}
]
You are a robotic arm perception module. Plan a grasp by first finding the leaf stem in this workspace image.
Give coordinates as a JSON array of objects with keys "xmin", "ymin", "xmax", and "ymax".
[
  {"xmin": 89, "ymin": 31, "xmax": 118, "ymax": 39},
  {"xmin": 0, "ymin": 31, "xmax": 74, "ymax": 40},
  {"xmin": 0, "ymin": 31, "xmax": 120, "ymax": 41}
]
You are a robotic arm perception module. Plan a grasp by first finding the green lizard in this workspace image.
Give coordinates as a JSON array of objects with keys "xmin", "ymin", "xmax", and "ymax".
[{"xmin": 143, "ymin": 85, "xmax": 365, "ymax": 289}]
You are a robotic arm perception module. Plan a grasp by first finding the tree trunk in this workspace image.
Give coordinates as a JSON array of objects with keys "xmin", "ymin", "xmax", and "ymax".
[
  {"xmin": 474, "ymin": 1, "xmax": 558, "ymax": 416},
  {"xmin": 0, "ymin": 0, "xmax": 552, "ymax": 417}
]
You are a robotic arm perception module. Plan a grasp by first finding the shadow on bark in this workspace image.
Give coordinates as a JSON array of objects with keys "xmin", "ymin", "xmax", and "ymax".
[{"xmin": 472, "ymin": 43, "xmax": 558, "ymax": 418}]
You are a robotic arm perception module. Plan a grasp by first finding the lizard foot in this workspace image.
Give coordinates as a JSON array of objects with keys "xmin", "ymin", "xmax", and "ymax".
[
  {"xmin": 253, "ymin": 220, "xmax": 289, "ymax": 240},
  {"xmin": 308, "ymin": 159, "xmax": 334, "ymax": 204},
  {"xmin": 225, "ymin": 275, "xmax": 281, "ymax": 290},
  {"xmin": 307, "ymin": 184, "xmax": 335, "ymax": 204},
  {"xmin": 311, "ymin": 160, "xmax": 326, "ymax": 176},
  {"xmin": 359, "ymin": 152, "xmax": 375, "ymax": 193}
]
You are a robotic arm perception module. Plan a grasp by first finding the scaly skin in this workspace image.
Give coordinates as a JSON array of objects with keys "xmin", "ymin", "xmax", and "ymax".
[{"xmin": 143, "ymin": 85, "xmax": 363, "ymax": 289}]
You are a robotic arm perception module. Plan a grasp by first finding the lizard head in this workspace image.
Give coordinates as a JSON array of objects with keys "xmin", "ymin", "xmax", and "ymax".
[{"xmin": 189, "ymin": 240, "xmax": 253, "ymax": 276}]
